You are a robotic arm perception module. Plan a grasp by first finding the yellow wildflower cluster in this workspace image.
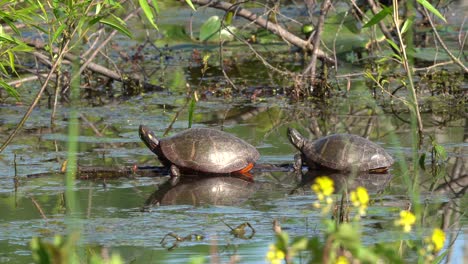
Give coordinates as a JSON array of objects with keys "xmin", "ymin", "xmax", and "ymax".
[
  {"xmin": 335, "ymin": 256, "xmax": 349, "ymax": 264},
  {"xmin": 266, "ymin": 245, "xmax": 285, "ymax": 264},
  {"xmin": 394, "ymin": 210, "xmax": 416, "ymax": 233},
  {"xmin": 350, "ymin": 186, "xmax": 369, "ymax": 217},
  {"xmin": 419, "ymin": 228, "xmax": 446, "ymax": 262},
  {"xmin": 429, "ymin": 228, "xmax": 446, "ymax": 252},
  {"xmin": 311, "ymin": 176, "xmax": 335, "ymax": 208}
]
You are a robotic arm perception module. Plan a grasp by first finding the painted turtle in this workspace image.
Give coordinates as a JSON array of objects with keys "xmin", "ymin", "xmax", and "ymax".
[
  {"xmin": 287, "ymin": 128, "xmax": 393, "ymax": 173},
  {"xmin": 139, "ymin": 125, "xmax": 260, "ymax": 185}
]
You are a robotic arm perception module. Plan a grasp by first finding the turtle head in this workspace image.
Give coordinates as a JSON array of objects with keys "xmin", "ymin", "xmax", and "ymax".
[
  {"xmin": 287, "ymin": 128, "xmax": 306, "ymax": 150},
  {"xmin": 139, "ymin": 125, "xmax": 160, "ymax": 153}
]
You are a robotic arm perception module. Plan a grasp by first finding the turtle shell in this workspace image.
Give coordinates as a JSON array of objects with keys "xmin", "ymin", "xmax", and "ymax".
[
  {"xmin": 301, "ymin": 134, "xmax": 393, "ymax": 171},
  {"xmin": 159, "ymin": 128, "xmax": 260, "ymax": 173}
]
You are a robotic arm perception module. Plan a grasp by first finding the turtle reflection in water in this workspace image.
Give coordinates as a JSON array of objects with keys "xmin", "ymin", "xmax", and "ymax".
[
  {"xmin": 144, "ymin": 175, "xmax": 257, "ymax": 206},
  {"xmin": 287, "ymin": 128, "xmax": 394, "ymax": 174},
  {"xmin": 139, "ymin": 125, "xmax": 260, "ymax": 185},
  {"xmin": 290, "ymin": 170, "xmax": 393, "ymax": 195}
]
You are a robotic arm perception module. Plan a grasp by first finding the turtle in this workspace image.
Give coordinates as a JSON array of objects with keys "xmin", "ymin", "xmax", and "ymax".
[
  {"xmin": 287, "ymin": 128, "xmax": 394, "ymax": 173},
  {"xmin": 139, "ymin": 125, "xmax": 260, "ymax": 185}
]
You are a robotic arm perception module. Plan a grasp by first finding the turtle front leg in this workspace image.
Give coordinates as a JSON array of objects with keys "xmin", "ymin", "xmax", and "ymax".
[
  {"xmin": 169, "ymin": 164, "xmax": 181, "ymax": 186},
  {"xmin": 293, "ymin": 153, "xmax": 305, "ymax": 180}
]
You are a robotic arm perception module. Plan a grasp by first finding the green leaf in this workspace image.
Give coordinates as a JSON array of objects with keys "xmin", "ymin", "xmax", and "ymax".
[
  {"xmin": 139, "ymin": 0, "xmax": 159, "ymax": 30},
  {"xmin": 199, "ymin": 16, "xmax": 221, "ymax": 41},
  {"xmin": 386, "ymin": 39, "xmax": 401, "ymax": 53},
  {"xmin": 100, "ymin": 17, "xmax": 132, "ymax": 38},
  {"xmin": 51, "ymin": 23, "xmax": 67, "ymax": 43},
  {"xmin": 363, "ymin": 7, "xmax": 392, "ymax": 28},
  {"xmin": 199, "ymin": 16, "xmax": 235, "ymax": 42},
  {"xmin": 88, "ymin": 16, "xmax": 104, "ymax": 27},
  {"xmin": 0, "ymin": 16, "xmax": 20, "ymax": 35},
  {"xmin": 184, "ymin": 0, "xmax": 196, "ymax": 11},
  {"xmin": 275, "ymin": 232, "xmax": 290, "ymax": 253},
  {"xmin": 417, "ymin": 0, "xmax": 446, "ymax": 22},
  {"xmin": 433, "ymin": 144, "xmax": 447, "ymax": 160},
  {"xmin": 7, "ymin": 50, "xmax": 15, "ymax": 73},
  {"xmin": 0, "ymin": 79, "xmax": 20, "ymax": 101},
  {"xmin": 0, "ymin": 33, "xmax": 17, "ymax": 44},
  {"xmin": 400, "ymin": 18, "xmax": 413, "ymax": 35},
  {"xmin": 95, "ymin": 2, "xmax": 102, "ymax": 15},
  {"xmin": 151, "ymin": 0, "xmax": 160, "ymax": 13},
  {"xmin": 290, "ymin": 237, "xmax": 308, "ymax": 252}
]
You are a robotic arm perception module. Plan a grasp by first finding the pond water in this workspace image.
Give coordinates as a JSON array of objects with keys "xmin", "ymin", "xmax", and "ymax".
[
  {"xmin": 0, "ymin": 1, "xmax": 467, "ymax": 263},
  {"xmin": 1, "ymin": 96, "xmax": 466, "ymax": 263}
]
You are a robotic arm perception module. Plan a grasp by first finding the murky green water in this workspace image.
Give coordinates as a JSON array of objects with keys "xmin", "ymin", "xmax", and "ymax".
[{"xmin": 1, "ymin": 1, "xmax": 467, "ymax": 263}]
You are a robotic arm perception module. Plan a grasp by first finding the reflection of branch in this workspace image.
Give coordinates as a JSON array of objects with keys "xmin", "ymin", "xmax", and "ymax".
[
  {"xmin": 422, "ymin": 8, "xmax": 468, "ymax": 73},
  {"xmin": 186, "ymin": 0, "xmax": 334, "ymax": 63}
]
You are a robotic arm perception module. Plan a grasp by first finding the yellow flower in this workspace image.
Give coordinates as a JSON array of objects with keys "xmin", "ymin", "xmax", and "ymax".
[
  {"xmin": 350, "ymin": 186, "xmax": 369, "ymax": 216},
  {"xmin": 394, "ymin": 210, "xmax": 416, "ymax": 233},
  {"xmin": 266, "ymin": 245, "xmax": 285, "ymax": 264},
  {"xmin": 335, "ymin": 256, "xmax": 349, "ymax": 264},
  {"xmin": 430, "ymin": 228, "xmax": 445, "ymax": 252},
  {"xmin": 311, "ymin": 176, "xmax": 334, "ymax": 201}
]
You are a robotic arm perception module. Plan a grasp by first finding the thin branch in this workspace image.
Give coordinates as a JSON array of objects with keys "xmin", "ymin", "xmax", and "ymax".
[
  {"xmin": 302, "ymin": 0, "xmax": 332, "ymax": 81},
  {"xmin": 423, "ymin": 7, "xmax": 468, "ymax": 73},
  {"xmin": 0, "ymin": 38, "xmax": 71, "ymax": 153}
]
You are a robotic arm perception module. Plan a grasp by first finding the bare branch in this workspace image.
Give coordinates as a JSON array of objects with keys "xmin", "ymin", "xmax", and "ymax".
[
  {"xmin": 422, "ymin": 8, "xmax": 467, "ymax": 73},
  {"xmin": 185, "ymin": 0, "xmax": 335, "ymax": 63}
]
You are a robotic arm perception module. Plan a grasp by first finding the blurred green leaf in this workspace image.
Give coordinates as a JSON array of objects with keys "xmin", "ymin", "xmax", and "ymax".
[
  {"xmin": 290, "ymin": 237, "xmax": 308, "ymax": 251},
  {"xmin": 199, "ymin": 16, "xmax": 235, "ymax": 42},
  {"xmin": 363, "ymin": 7, "xmax": 392, "ymax": 28},
  {"xmin": 151, "ymin": 0, "xmax": 160, "ymax": 13},
  {"xmin": 52, "ymin": 23, "xmax": 67, "ymax": 43},
  {"xmin": 0, "ymin": 79, "xmax": 20, "ymax": 101},
  {"xmin": 433, "ymin": 144, "xmax": 447, "ymax": 160},
  {"xmin": 276, "ymin": 232, "xmax": 290, "ymax": 253},
  {"xmin": 7, "ymin": 50, "xmax": 15, "ymax": 73},
  {"xmin": 417, "ymin": 0, "xmax": 446, "ymax": 22},
  {"xmin": 185, "ymin": 0, "xmax": 196, "ymax": 10},
  {"xmin": 401, "ymin": 18, "xmax": 413, "ymax": 35},
  {"xmin": 386, "ymin": 39, "xmax": 401, "ymax": 53},
  {"xmin": 139, "ymin": 0, "xmax": 159, "ymax": 30},
  {"xmin": 100, "ymin": 16, "xmax": 132, "ymax": 38}
]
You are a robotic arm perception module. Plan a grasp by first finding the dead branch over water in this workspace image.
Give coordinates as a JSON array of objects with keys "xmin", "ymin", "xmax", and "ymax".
[{"xmin": 184, "ymin": 0, "xmax": 334, "ymax": 64}]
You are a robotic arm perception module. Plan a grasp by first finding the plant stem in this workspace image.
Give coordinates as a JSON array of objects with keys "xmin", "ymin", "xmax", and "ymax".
[{"xmin": 392, "ymin": 0, "xmax": 424, "ymax": 144}]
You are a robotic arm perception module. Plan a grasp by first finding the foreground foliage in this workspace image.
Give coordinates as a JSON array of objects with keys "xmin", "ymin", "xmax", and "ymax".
[{"xmin": 267, "ymin": 176, "xmax": 448, "ymax": 264}]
